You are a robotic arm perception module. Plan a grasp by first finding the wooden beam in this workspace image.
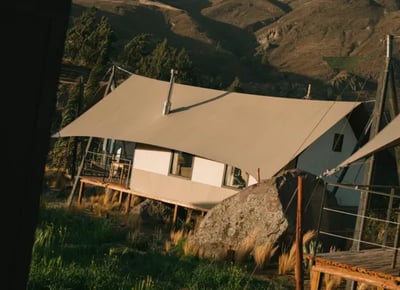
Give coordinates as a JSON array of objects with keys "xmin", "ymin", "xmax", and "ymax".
[
  {"xmin": 77, "ymin": 180, "xmax": 84, "ymax": 205},
  {"xmin": 311, "ymin": 264, "xmax": 400, "ymax": 290},
  {"xmin": 185, "ymin": 209, "xmax": 193, "ymax": 225},
  {"xmin": 173, "ymin": 204, "xmax": 178, "ymax": 225},
  {"xmin": 352, "ymin": 34, "xmax": 393, "ymax": 251},
  {"xmin": 309, "ymin": 269, "xmax": 322, "ymax": 290},
  {"xmin": 125, "ymin": 194, "xmax": 132, "ymax": 214},
  {"xmin": 296, "ymin": 175, "xmax": 304, "ymax": 290},
  {"xmin": 118, "ymin": 191, "xmax": 123, "ymax": 205}
]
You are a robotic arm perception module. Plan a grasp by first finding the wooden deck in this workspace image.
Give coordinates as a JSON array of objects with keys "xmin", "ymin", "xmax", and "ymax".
[
  {"xmin": 306, "ymin": 248, "xmax": 400, "ymax": 289},
  {"xmin": 75, "ymin": 176, "xmax": 209, "ymax": 217}
]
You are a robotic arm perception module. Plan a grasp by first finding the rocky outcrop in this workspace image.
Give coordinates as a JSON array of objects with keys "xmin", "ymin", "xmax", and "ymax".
[{"xmin": 187, "ymin": 169, "xmax": 338, "ymax": 260}]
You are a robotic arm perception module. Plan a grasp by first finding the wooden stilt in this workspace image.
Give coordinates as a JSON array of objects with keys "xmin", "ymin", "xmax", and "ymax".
[
  {"xmin": 185, "ymin": 209, "xmax": 193, "ymax": 225},
  {"xmin": 173, "ymin": 204, "xmax": 178, "ymax": 225},
  {"xmin": 77, "ymin": 180, "xmax": 84, "ymax": 205},
  {"xmin": 118, "ymin": 191, "xmax": 123, "ymax": 205},
  {"xmin": 125, "ymin": 194, "xmax": 132, "ymax": 214},
  {"xmin": 310, "ymin": 269, "xmax": 322, "ymax": 290},
  {"xmin": 295, "ymin": 175, "xmax": 304, "ymax": 290}
]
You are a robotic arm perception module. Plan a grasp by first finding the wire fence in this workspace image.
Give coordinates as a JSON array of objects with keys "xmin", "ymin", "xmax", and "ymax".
[{"xmin": 315, "ymin": 182, "xmax": 400, "ymax": 266}]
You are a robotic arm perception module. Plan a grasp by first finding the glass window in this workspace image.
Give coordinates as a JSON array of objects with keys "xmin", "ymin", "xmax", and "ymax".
[
  {"xmin": 223, "ymin": 165, "xmax": 248, "ymax": 189},
  {"xmin": 170, "ymin": 151, "xmax": 193, "ymax": 178},
  {"xmin": 332, "ymin": 133, "xmax": 344, "ymax": 152}
]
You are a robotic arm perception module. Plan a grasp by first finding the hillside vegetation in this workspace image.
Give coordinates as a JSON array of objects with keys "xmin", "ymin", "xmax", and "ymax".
[{"xmin": 70, "ymin": 0, "xmax": 400, "ymax": 99}]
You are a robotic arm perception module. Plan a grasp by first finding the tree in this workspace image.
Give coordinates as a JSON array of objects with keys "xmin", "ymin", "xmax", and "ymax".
[
  {"xmin": 64, "ymin": 7, "xmax": 114, "ymax": 67},
  {"xmin": 227, "ymin": 76, "xmax": 243, "ymax": 92},
  {"xmin": 135, "ymin": 38, "xmax": 194, "ymax": 84},
  {"xmin": 117, "ymin": 33, "xmax": 155, "ymax": 73},
  {"xmin": 49, "ymin": 7, "xmax": 115, "ymax": 175}
]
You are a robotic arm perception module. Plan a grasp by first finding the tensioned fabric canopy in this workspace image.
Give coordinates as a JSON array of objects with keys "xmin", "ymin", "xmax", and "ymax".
[
  {"xmin": 55, "ymin": 73, "xmax": 362, "ymax": 179},
  {"xmin": 324, "ymin": 114, "xmax": 400, "ymax": 176}
]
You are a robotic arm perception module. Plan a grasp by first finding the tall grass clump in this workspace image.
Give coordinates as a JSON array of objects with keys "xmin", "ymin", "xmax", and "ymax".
[
  {"xmin": 323, "ymin": 247, "xmax": 342, "ymax": 289},
  {"xmin": 278, "ymin": 230, "xmax": 315, "ymax": 275},
  {"xmin": 235, "ymin": 234, "xmax": 256, "ymax": 265},
  {"xmin": 253, "ymin": 243, "xmax": 279, "ymax": 271},
  {"xmin": 28, "ymin": 207, "xmax": 134, "ymax": 289}
]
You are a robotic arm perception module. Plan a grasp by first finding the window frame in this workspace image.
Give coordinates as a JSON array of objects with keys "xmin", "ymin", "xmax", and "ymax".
[
  {"xmin": 169, "ymin": 150, "xmax": 194, "ymax": 179},
  {"xmin": 332, "ymin": 133, "xmax": 344, "ymax": 152},
  {"xmin": 222, "ymin": 165, "xmax": 249, "ymax": 189}
]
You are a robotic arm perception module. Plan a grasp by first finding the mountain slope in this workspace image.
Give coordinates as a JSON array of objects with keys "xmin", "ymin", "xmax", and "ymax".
[{"xmin": 71, "ymin": 0, "xmax": 400, "ymax": 99}]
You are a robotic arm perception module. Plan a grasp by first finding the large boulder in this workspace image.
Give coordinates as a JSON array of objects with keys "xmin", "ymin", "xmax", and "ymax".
[{"xmin": 187, "ymin": 169, "xmax": 338, "ymax": 261}]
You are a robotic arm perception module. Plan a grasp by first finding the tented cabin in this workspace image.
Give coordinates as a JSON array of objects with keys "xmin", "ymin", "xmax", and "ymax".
[{"xmin": 55, "ymin": 73, "xmax": 368, "ymax": 212}]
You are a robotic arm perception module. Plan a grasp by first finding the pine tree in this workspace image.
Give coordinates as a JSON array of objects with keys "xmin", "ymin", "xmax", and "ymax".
[{"xmin": 118, "ymin": 33, "xmax": 154, "ymax": 73}]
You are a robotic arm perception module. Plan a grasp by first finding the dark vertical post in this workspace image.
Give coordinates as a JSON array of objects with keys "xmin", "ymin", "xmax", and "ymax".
[
  {"xmin": 296, "ymin": 175, "xmax": 304, "ymax": 290},
  {"xmin": 77, "ymin": 180, "xmax": 84, "ymax": 205},
  {"xmin": 125, "ymin": 194, "xmax": 132, "ymax": 214},
  {"xmin": 162, "ymin": 69, "xmax": 177, "ymax": 115},
  {"xmin": 352, "ymin": 34, "xmax": 393, "ymax": 251},
  {"xmin": 67, "ymin": 137, "xmax": 92, "ymax": 208}
]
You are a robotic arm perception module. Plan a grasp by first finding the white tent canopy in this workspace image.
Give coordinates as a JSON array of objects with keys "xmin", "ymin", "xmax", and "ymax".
[{"xmin": 55, "ymin": 73, "xmax": 362, "ymax": 179}]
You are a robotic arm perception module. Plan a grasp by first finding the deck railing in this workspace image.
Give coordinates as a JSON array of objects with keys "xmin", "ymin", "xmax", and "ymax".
[
  {"xmin": 81, "ymin": 151, "xmax": 132, "ymax": 187},
  {"xmin": 315, "ymin": 183, "xmax": 400, "ymax": 268}
]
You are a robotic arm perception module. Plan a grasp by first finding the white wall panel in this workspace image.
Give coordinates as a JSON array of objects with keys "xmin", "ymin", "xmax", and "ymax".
[{"xmin": 191, "ymin": 157, "xmax": 225, "ymax": 187}]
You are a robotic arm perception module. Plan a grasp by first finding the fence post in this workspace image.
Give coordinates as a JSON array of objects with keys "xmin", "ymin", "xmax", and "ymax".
[{"xmin": 296, "ymin": 175, "xmax": 304, "ymax": 290}]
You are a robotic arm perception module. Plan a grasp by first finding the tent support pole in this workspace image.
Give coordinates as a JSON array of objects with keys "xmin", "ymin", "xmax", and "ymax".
[
  {"xmin": 66, "ymin": 137, "xmax": 92, "ymax": 208},
  {"xmin": 351, "ymin": 34, "xmax": 395, "ymax": 254},
  {"xmin": 65, "ymin": 65, "xmax": 118, "ymax": 209}
]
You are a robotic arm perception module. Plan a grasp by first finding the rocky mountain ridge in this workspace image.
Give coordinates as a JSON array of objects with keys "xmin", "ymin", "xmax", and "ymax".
[{"xmin": 71, "ymin": 0, "xmax": 400, "ymax": 100}]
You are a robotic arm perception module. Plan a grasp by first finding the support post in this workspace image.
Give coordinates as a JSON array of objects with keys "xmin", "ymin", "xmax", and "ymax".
[
  {"xmin": 66, "ymin": 62, "xmax": 118, "ymax": 208},
  {"xmin": 118, "ymin": 191, "xmax": 123, "ymax": 205},
  {"xmin": 352, "ymin": 34, "xmax": 393, "ymax": 251},
  {"xmin": 296, "ymin": 175, "xmax": 304, "ymax": 290},
  {"xmin": 173, "ymin": 204, "xmax": 179, "ymax": 225},
  {"xmin": 77, "ymin": 180, "xmax": 84, "ymax": 205},
  {"xmin": 162, "ymin": 69, "xmax": 177, "ymax": 115},
  {"xmin": 66, "ymin": 137, "xmax": 92, "ymax": 208},
  {"xmin": 125, "ymin": 194, "xmax": 132, "ymax": 214}
]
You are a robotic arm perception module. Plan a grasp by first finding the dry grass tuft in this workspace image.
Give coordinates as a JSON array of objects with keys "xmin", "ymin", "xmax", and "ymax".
[
  {"xmin": 324, "ymin": 273, "xmax": 343, "ymax": 290},
  {"xmin": 183, "ymin": 239, "xmax": 199, "ymax": 256},
  {"xmin": 278, "ymin": 230, "xmax": 316, "ymax": 274},
  {"xmin": 198, "ymin": 246, "xmax": 205, "ymax": 258},
  {"xmin": 278, "ymin": 252, "xmax": 293, "ymax": 275},
  {"xmin": 235, "ymin": 234, "xmax": 256, "ymax": 264},
  {"xmin": 323, "ymin": 247, "xmax": 342, "ymax": 289},
  {"xmin": 253, "ymin": 243, "xmax": 279, "ymax": 270},
  {"xmin": 170, "ymin": 229, "xmax": 184, "ymax": 246},
  {"xmin": 164, "ymin": 240, "xmax": 171, "ymax": 253}
]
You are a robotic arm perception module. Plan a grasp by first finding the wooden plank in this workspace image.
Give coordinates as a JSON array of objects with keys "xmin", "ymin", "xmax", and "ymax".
[
  {"xmin": 313, "ymin": 248, "xmax": 400, "ymax": 278},
  {"xmin": 309, "ymin": 269, "xmax": 322, "ymax": 290},
  {"xmin": 311, "ymin": 264, "xmax": 400, "ymax": 290},
  {"xmin": 79, "ymin": 176, "xmax": 210, "ymax": 212},
  {"xmin": 78, "ymin": 181, "xmax": 84, "ymax": 204},
  {"xmin": 173, "ymin": 204, "xmax": 178, "ymax": 225}
]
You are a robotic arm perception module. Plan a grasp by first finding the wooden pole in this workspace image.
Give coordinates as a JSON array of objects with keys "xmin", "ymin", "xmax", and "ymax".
[
  {"xmin": 257, "ymin": 168, "xmax": 261, "ymax": 183},
  {"xmin": 296, "ymin": 175, "xmax": 304, "ymax": 290},
  {"xmin": 77, "ymin": 180, "xmax": 84, "ymax": 205},
  {"xmin": 352, "ymin": 34, "xmax": 393, "ymax": 252},
  {"xmin": 125, "ymin": 194, "xmax": 132, "ymax": 214},
  {"xmin": 173, "ymin": 204, "xmax": 179, "ymax": 225}
]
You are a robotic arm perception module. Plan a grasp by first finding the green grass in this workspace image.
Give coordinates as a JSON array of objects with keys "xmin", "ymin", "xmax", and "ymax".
[
  {"xmin": 28, "ymin": 205, "xmax": 294, "ymax": 290},
  {"xmin": 323, "ymin": 56, "xmax": 366, "ymax": 72}
]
